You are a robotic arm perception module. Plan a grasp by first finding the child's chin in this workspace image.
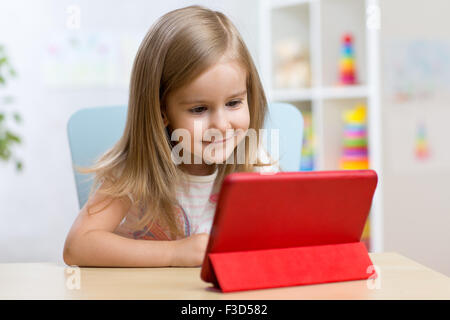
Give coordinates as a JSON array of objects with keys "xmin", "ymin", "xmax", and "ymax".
[{"xmin": 203, "ymin": 151, "xmax": 235, "ymax": 165}]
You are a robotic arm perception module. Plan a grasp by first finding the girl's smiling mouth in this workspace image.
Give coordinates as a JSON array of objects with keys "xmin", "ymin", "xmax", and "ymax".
[{"xmin": 203, "ymin": 134, "xmax": 235, "ymax": 144}]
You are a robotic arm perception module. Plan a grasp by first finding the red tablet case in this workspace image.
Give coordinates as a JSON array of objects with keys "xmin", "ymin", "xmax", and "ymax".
[{"xmin": 200, "ymin": 170, "xmax": 378, "ymax": 292}]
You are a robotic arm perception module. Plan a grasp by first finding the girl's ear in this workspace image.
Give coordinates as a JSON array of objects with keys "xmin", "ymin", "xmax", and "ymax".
[{"xmin": 161, "ymin": 111, "xmax": 169, "ymax": 127}]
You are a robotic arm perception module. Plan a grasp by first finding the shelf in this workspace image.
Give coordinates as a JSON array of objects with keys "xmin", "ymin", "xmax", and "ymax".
[
  {"xmin": 260, "ymin": 0, "xmax": 383, "ymax": 252},
  {"xmin": 271, "ymin": 3, "xmax": 311, "ymax": 90},
  {"xmin": 270, "ymin": 88, "xmax": 313, "ymax": 101},
  {"xmin": 320, "ymin": 85, "xmax": 368, "ymax": 99},
  {"xmin": 320, "ymin": 0, "xmax": 367, "ymax": 87},
  {"xmin": 271, "ymin": 0, "xmax": 311, "ymax": 9},
  {"xmin": 270, "ymin": 85, "xmax": 368, "ymax": 101}
]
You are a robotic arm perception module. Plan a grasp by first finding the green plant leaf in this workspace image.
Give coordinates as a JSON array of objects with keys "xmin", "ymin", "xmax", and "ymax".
[
  {"xmin": 16, "ymin": 160, "xmax": 23, "ymax": 171},
  {"xmin": 0, "ymin": 44, "xmax": 22, "ymax": 169},
  {"xmin": 3, "ymin": 95, "xmax": 14, "ymax": 104},
  {"xmin": 0, "ymin": 148, "xmax": 11, "ymax": 161},
  {"xmin": 0, "ymin": 138, "xmax": 6, "ymax": 153},
  {"xmin": 13, "ymin": 112, "xmax": 22, "ymax": 123},
  {"xmin": 5, "ymin": 130, "xmax": 21, "ymax": 143}
]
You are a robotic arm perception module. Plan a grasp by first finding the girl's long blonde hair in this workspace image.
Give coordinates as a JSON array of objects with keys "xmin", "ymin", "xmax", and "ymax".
[{"xmin": 81, "ymin": 5, "xmax": 271, "ymax": 239}]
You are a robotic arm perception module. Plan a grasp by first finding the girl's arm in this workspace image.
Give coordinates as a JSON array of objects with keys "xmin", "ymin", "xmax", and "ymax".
[{"xmin": 63, "ymin": 189, "xmax": 208, "ymax": 267}]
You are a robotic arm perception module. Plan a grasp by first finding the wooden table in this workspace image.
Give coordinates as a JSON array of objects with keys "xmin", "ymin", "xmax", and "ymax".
[{"xmin": 1, "ymin": 253, "xmax": 449, "ymax": 299}]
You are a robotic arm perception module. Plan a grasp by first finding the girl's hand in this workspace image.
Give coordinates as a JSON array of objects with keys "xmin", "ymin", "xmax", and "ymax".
[{"xmin": 170, "ymin": 233, "xmax": 210, "ymax": 267}]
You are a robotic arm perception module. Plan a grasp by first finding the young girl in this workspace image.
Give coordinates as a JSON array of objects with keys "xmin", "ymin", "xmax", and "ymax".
[{"xmin": 63, "ymin": 5, "xmax": 277, "ymax": 268}]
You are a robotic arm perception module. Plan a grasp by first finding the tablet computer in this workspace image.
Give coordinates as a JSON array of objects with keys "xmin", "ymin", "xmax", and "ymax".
[{"xmin": 200, "ymin": 170, "xmax": 378, "ymax": 285}]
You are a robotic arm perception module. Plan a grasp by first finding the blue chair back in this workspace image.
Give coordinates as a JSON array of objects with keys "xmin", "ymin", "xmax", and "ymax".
[
  {"xmin": 67, "ymin": 103, "xmax": 303, "ymax": 209},
  {"xmin": 263, "ymin": 102, "xmax": 303, "ymax": 172},
  {"xmin": 67, "ymin": 106, "xmax": 127, "ymax": 208}
]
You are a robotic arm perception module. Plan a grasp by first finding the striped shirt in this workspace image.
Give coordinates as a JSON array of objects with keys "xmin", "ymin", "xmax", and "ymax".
[{"xmin": 176, "ymin": 170, "xmax": 219, "ymax": 235}]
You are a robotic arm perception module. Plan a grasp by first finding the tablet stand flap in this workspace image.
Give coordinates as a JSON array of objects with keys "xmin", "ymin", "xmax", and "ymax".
[{"xmin": 208, "ymin": 241, "xmax": 376, "ymax": 292}]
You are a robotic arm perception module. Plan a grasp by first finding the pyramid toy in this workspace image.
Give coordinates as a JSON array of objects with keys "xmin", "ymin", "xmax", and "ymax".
[
  {"xmin": 340, "ymin": 104, "xmax": 369, "ymax": 170},
  {"xmin": 339, "ymin": 33, "xmax": 357, "ymax": 85}
]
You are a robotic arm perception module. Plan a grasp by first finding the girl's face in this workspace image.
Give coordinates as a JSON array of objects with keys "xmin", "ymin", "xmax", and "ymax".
[{"xmin": 164, "ymin": 58, "xmax": 250, "ymax": 175}]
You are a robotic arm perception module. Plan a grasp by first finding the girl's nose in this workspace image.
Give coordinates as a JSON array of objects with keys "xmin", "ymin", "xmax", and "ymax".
[{"xmin": 209, "ymin": 107, "xmax": 231, "ymax": 133}]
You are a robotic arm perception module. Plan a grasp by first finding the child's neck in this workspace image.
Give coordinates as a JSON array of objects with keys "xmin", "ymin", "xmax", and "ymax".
[{"xmin": 179, "ymin": 163, "xmax": 217, "ymax": 176}]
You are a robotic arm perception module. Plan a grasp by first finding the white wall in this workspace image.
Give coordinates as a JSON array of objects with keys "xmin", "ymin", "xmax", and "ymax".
[
  {"xmin": 0, "ymin": 0, "xmax": 260, "ymax": 263},
  {"xmin": 380, "ymin": 0, "xmax": 450, "ymax": 276}
]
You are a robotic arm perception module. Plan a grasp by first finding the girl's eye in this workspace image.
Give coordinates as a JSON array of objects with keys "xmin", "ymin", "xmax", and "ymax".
[
  {"xmin": 227, "ymin": 100, "xmax": 242, "ymax": 108},
  {"xmin": 189, "ymin": 106, "xmax": 207, "ymax": 114}
]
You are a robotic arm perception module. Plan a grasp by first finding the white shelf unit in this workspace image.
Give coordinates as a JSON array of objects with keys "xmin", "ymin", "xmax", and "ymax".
[{"xmin": 259, "ymin": 0, "xmax": 383, "ymax": 252}]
